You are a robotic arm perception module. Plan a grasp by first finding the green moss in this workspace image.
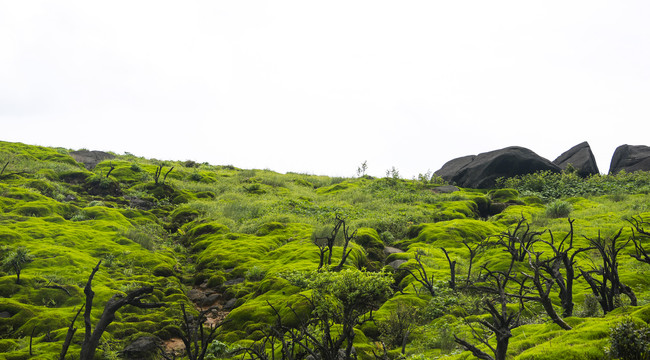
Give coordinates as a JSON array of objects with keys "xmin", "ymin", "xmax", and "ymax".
[
  {"xmin": 195, "ymin": 191, "xmax": 216, "ymax": 199},
  {"xmin": 255, "ymin": 222, "xmax": 287, "ymax": 236},
  {"xmin": 59, "ymin": 170, "xmax": 92, "ymax": 184},
  {"xmin": 185, "ymin": 222, "xmax": 229, "ymax": 240},
  {"xmin": 168, "ymin": 207, "xmax": 200, "ymax": 231},
  {"xmin": 0, "ymin": 300, "xmax": 35, "ymax": 335},
  {"xmin": 400, "ymin": 219, "xmax": 502, "ymax": 248},
  {"xmin": 471, "ymin": 196, "xmax": 491, "ymax": 217},
  {"xmin": 152, "ymin": 264, "xmax": 174, "ymax": 277},
  {"xmin": 316, "ymin": 181, "xmax": 359, "ymax": 194},
  {"xmin": 354, "ymin": 228, "xmax": 383, "ymax": 249},
  {"xmin": 488, "ymin": 188, "xmax": 519, "ymax": 202}
]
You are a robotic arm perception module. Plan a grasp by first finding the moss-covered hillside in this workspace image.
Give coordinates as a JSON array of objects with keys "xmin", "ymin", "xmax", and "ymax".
[{"xmin": 2, "ymin": 140, "xmax": 650, "ymax": 360}]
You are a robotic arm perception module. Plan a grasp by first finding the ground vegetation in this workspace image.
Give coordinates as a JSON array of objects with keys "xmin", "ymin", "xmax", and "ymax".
[{"xmin": 2, "ymin": 140, "xmax": 650, "ymax": 359}]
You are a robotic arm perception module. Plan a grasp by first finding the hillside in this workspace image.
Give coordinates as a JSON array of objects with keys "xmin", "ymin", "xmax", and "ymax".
[{"xmin": 2, "ymin": 140, "xmax": 650, "ymax": 360}]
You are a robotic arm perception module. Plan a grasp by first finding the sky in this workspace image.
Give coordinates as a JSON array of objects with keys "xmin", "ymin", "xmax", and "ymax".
[{"xmin": 2, "ymin": 1, "xmax": 650, "ymax": 178}]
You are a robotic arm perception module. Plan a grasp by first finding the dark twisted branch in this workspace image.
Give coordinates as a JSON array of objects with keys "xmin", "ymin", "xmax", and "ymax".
[
  {"xmin": 61, "ymin": 261, "xmax": 165, "ymax": 360},
  {"xmin": 628, "ymin": 215, "xmax": 650, "ymax": 265},
  {"xmin": 581, "ymin": 229, "xmax": 636, "ymax": 314}
]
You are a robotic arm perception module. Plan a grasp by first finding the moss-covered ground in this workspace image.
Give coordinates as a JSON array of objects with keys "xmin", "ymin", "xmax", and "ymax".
[{"xmin": 2, "ymin": 140, "xmax": 650, "ymax": 359}]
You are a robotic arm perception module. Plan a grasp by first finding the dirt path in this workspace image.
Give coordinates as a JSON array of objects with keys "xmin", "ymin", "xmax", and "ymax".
[{"xmin": 161, "ymin": 284, "xmax": 232, "ymax": 357}]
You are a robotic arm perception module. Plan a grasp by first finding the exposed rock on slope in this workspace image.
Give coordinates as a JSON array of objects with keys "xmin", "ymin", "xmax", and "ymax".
[
  {"xmin": 435, "ymin": 146, "xmax": 561, "ymax": 188},
  {"xmin": 609, "ymin": 144, "xmax": 650, "ymax": 174},
  {"xmin": 433, "ymin": 155, "xmax": 475, "ymax": 182},
  {"xmin": 70, "ymin": 150, "xmax": 115, "ymax": 169},
  {"xmin": 553, "ymin": 141, "xmax": 599, "ymax": 177}
]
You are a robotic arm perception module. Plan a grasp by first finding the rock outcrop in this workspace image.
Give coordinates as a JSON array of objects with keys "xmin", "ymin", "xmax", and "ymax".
[
  {"xmin": 433, "ymin": 155, "xmax": 475, "ymax": 181},
  {"xmin": 121, "ymin": 336, "xmax": 161, "ymax": 359},
  {"xmin": 553, "ymin": 141, "xmax": 599, "ymax": 177},
  {"xmin": 69, "ymin": 150, "xmax": 115, "ymax": 170},
  {"xmin": 435, "ymin": 146, "xmax": 561, "ymax": 188},
  {"xmin": 609, "ymin": 144, "xmax": 650, "ymax": 174}
]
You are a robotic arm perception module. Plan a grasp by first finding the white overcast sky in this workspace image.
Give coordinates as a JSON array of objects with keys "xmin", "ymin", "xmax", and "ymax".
[{"xmin": 2, "ymin": 1, "xmax": 650, "ymax": 177}]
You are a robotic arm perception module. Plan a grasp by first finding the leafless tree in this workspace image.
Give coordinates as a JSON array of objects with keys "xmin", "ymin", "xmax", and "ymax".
[
  {"xmin": 154, "ymin": 164, "xmax": 174, "ymax": 184},
  {"xmin": 628, "ymin": 215, "xmax": 650, "ymax": 265},
  {"xmin": 462, "ymin": 239, "xmax": 486, "ymax": 287},
  {"xmin": 454, "ymin": 258, "xmax": 522, "ymax": 360},
  {"xmin": 441, "ymin": 247, "xmax": 457, "ymax": 290},
  {"xmin": 314, "ymin": 214, "xmax": 356, "ymax": 271},
  {"xmin": 580, "ymin": 229, "xmax": 637, "ymax": 314},
  {"xmin": 401, "ymin": 249, "xmax": 437, "ymax": 297},
  {"xmin": 516, "ymin": 250, "xmax": 572, "ymax": 330},
  {"xmin": 489, "ymin": 217, "xmax": 544, "ymax": 262},
  {"xmin": 166, "ymin": 303, "xmax": 227, "ymax": 360},
  {"xmin": 60, "ymin": 261, "xmax": 165, "ymax": 360},
  {"xmin": 537, "ymin": 218, "xmax": 593, "ymax": 317}
]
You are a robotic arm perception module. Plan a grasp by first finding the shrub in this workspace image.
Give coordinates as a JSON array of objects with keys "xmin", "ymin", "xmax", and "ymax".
[
  {"xmin": 418, "ymin": 285, "xmax": 460, "ymax": 321},
  {"xmin": 245, "ymin": 266, "xmax": 266, "ymax": 281},
  {"xmin": 580, "ymin": 294, "xmax": 602, "ymax": 317},
  {"xmin": 189, "ymin": 172, "xmax": 203, "ymax": 182},
  {"xmin": 377, "ymin": 303, "xmax": 419, "ymax": 350},
  {"xmin": 608, "ymin": 317, "xmax": 650, "ymax": 360},
  {"xmin": 206, "ymin": 339, "xmax": 230, "ymax": 359},
  {"xmin": 1, "ymin": 247, "xmax": 32, "ymax": 284},
  {"xmin": 545, "ymin": 200, "xmax": 572, "ymax": 218}
]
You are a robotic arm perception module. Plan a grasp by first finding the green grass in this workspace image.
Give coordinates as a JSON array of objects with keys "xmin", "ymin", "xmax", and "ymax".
[{"xmin": 4, "ymin": 140, "xmax": 650, "ymax": 359}]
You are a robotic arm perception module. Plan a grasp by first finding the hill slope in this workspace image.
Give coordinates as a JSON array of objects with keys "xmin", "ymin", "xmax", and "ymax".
[{"xmin": 2, "ymin": 140, "xmax": 650, "ymax": 359}]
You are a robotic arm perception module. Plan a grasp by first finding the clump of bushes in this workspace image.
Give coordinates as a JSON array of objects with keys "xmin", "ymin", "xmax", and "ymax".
[
  {"xmin": 244, "ymin": 266, "xmax": 266, "ymax": 281},
  {"xmin": 608, "ymin": 317, "xmax": 650, "ymax": 360},
  {"xmin": 498, "ymin": 170, "xmax": 650, "ymax": 200},
  {"xmin": 545, "ymin": 200, "xmax": 572, "ymax": 218}
]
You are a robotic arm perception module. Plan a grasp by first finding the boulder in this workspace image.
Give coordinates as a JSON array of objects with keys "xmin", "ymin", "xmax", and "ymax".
[
  {"xmin": 201, "ymin": 293, "xmax": 222, "ymax": 307},
  {"xmin": 121, "ymin": 336, "xmax": 161, "ymax": 360},
  {"xmin": 434, "ymin": 155, "xmax": 475, "ymax": 181},
  {"xmin": 387, "ymin": 259, "xmax": 407, "ymax": 270},
  {"xmin": 187, "ymin": 288, "xmax": 205, "ymax": 303},
  {"xmin": 0, "ymin": 311, "xmax": 11, "ymax": 318},
  {"xmin": 435, "ymin": 146, "xmax": 561, "ymax": 189},
  {"xmin": 609, "ymin": 144, "xmax": 650, "ymax": 174},
  {"xmin": 223, "ymin": 298, "xmax": 238, "ymax": 310},
  {"xmin": 69, "ymin": 150, "xmax": 115, "ymax": 170},
  {"xmin": 223, "ymin": 277, "xmax": 245, "ymax": 286},
  {"xmin": 432, "ymin": 185, "xmax": 460, "ymax": 194},
  {"xmin": 383, "ymin": 246, "xmax": 404, "ymax": 255},
  {"xmin": 553, "ymin": 141, "xmax": 599, "ymax": 177}
]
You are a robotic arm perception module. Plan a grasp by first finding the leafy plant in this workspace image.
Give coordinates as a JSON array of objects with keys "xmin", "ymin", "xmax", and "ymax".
[
  {"xmin": 608, "ymin": 317, "xmax": 650, "ymax": 360},
  {"xmin": 244, "ymin": 265, "xmax": 266, "ymax": 281},
  {"xmin": 357, "ymin": 160, "xmax": 368, "ymax": 177},
  {"xmin": 545, "ymin": 200, "xmax": 573, "ymax": 218},
  {"xmin": 377, "ymin": 302, "xmax": 419, "ymax": 353},
  {"xmin": 2, "ymin": 246, "xmax": 33, "ymax": 284}
]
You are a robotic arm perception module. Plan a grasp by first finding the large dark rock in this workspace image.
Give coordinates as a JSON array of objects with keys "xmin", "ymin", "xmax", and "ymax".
[
  {"xmin": 609, "ymin": 144, "xmax": 650, "ymax": 174},
  {"xmin": 121, "ymin": 336, "xmax": 161, "ymax": 360},
  {"xmin": 69, "ymin": 150, "xmax": 115, "ymax": 170},
  {"xmin": 434, "ymin": 155, "xmax": 475, "ymax": 181},
  {"xmin": 553, "ymin": 141, "xmax": 599, "ymax": 177},
  {"xmin": 435, "ymin": 146, "xmax": 561, "ymax": 189}
]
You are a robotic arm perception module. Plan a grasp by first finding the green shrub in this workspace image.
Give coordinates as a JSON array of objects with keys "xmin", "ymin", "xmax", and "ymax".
[
  {"xmin": 545, "ymin": 200, "xmax": 573, "ymax": 218},
  {"xmin": 608, "ymin": 317, "xmax": 650, "ymax": 360},
  {"xmin": 189, "ymin": 172, "xmax": 203, "ymax": 182},
  {"xmin": 499, "ymin": 170, "xmax": 650, "ymax": 200},
  {"xmin": 579, "ymin": 294, "xmax": 602, "ymax": 317},
  {"xmin": 205, "ymin": 339, "xmax": 230, "ymax": 359},
  {"xmin": 245, "ymin": 266, "xmax": 266, "ymax": 281}
]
